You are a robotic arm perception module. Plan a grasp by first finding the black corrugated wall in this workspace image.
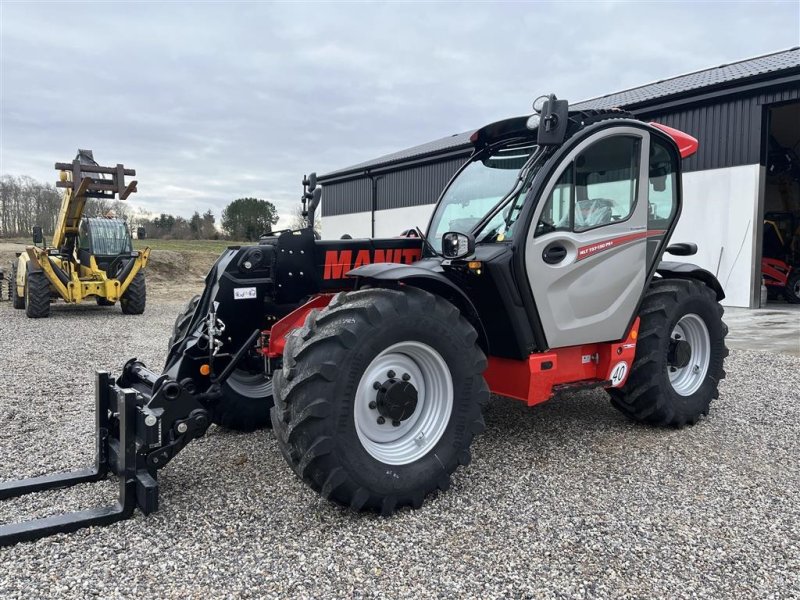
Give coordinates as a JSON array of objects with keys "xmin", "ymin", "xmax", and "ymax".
[
  {"xmin": 639, "ymin": 85, "xmax": 800, "ymax": 172},
  {"xmin": 321, "ymin": 83, "xmax": 800, "ymax": 217}
]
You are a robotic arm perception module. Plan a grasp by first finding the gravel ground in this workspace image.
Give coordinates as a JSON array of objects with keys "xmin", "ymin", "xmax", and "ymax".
[{"xmin": 0, "ymin": 299, "xmax": 798, "ymax": 599}]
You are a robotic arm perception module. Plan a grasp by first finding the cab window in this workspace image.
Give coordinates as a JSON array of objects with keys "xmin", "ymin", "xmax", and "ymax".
[
  {"xmin": 535, "ymin": 135, "xmax": 641, "ymax": 236},
  {"xmin": 648, "ymin": 138, "xmax": 678, "ymax": 230}
]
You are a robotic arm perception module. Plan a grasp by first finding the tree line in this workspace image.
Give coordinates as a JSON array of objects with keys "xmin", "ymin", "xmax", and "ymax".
[{"xmin": 0, "ymin": 174, "xmax": 283, "ymax": 242}]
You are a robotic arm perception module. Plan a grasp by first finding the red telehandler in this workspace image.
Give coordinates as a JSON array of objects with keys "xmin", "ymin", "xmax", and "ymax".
[{"xmin": 0, "ymin": 96, "xmax": 727, "ymax": 545}]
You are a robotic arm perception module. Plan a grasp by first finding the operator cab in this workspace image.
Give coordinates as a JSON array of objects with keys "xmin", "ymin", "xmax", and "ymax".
[
  {"xmin": 78, "ymin": 217, "xmax": 134, "ymax": 275},
  {"xmin": 418, "ymin": 95, "xmax": 695, "ymax": 357}
]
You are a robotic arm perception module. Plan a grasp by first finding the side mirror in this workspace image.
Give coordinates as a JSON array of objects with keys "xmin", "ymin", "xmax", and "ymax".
[
  {"xmin": 32, "ymin": 226, "xmax": 43, "ymax": 245},
  {"xmin": 666, "ymin": 242, "xmax": 697, "ymax": 256},
  {"xmin": 441, "ymin": 231, "xmax": 475, "ymax": 259},
  {"xmin": 537, "ymin": 95, "xmax": 569, "ymax": 146}
]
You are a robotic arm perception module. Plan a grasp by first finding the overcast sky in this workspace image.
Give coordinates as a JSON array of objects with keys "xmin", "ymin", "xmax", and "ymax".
[{"xmin": 2, "ymin": 1, "xmax": 798, "ymax": 225}]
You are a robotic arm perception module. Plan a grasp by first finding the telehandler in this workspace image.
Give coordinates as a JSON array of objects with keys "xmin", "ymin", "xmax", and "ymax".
[
  {"xmin": 11, "ymin": 150, "xmax": 149, "ymax": 318},
  {"xmin": 0, "ymin": 96, "xmax": 727, "ymax": 545}
]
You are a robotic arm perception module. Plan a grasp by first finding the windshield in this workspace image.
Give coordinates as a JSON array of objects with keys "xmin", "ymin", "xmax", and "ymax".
[
  {"xmin": 427, "ymin": 141, "xmax": 537, "ymax": 250},
  {"xmin": 89, "ymin": 219, "xmax": 132, "ymax": 255}
]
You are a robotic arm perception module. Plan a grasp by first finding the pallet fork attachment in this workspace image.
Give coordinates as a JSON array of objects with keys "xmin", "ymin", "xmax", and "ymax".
[{"xmin": 0, "ymin": 372, "xmax": 157, "ymax": 547}]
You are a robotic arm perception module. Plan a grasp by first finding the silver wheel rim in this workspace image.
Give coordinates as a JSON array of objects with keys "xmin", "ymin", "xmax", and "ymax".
[
  {"xmin": 224, "ymin": 369, "xmax": 273, "ymax": 398},
  {"xmin": 669, "ymin": 313, "xmax": 711, "ymax": 396},
  {"xmin": 354, "ymin": 341, "xmax": 453, "ymax": 465},
  {"xmin": 793, "ymin": 279, "xmax": 800, "ymax": 299}
]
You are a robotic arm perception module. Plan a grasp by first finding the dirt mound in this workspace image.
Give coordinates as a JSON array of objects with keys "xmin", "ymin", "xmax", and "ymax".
[{"xmin": 146, "ymin": 250, "xmax": 218, "ymax": 299}]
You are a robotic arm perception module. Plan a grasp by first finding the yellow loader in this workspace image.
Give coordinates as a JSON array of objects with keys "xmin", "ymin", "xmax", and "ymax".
[{"xmin": 11, "ymin": 150, "xmax": 150, "ymax": 318}]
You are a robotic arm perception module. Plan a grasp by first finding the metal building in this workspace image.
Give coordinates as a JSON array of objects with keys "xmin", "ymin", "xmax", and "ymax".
[{"xmin": 318, "ymin": 48, "xmax": 800, "ymax": 308}]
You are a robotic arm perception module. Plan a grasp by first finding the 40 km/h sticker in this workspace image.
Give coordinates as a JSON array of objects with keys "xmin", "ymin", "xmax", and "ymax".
[{"xmin": 610, "ymin": 361, "xmax": 628, "ymax": 387}]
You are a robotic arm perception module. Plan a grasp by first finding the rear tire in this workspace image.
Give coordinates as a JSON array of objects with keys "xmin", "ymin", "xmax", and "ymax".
[
  {"xmin": 784, "ymin": 270, "xmax": 800, "ymax": 304},
  {"xmin": 120, "ymin": 272, "xmax": 146, "ymax": 314},
  {"xmin": 11, "ymin": 267, "xmax": 24, "ymax": 309},
  {"xmin": 167, "ymin": 295, "xmax": 201, "ymax": 352},
  {"xmin": 214, "ymin": 371, "xmax": 273, "ymax": 432},
  {"xmin": 271, "ymin": 287, "xmax": 487, "ymax": 514},
  {"xmin": 610, "ymin": 279, "xmax": 728, "ymax": 427},
  {"xmin": 96, "ymin": 297, "xmax": 115, "ymax": 306},
  {"xmin": 24, "ymin": 271, "xmax": 50, "ymax": 318}
]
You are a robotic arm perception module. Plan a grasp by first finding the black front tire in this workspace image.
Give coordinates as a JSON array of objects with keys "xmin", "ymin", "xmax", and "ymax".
[
  {"xmin": 271, "ymin": 287, "xmax": 487, "ymax": 514},
  {"xmin": 610, "ymin": 279, "xmax": 728, "ymax": 427},
  {"xmin": 24, "ymin": 271, "xmax": 51, "ymax": 318},
  {"xmin": 120, "ymin": 272, "xmax": 146, "ymax": 314},
  {"xmin": 784, "ymin": 270, "xmax": 800, "ymax": 304}
]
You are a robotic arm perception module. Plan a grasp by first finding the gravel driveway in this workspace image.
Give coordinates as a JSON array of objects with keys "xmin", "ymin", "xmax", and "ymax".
[{"xmin": 0, "ymin": 300, "xmax": 798, "ymax": 598}]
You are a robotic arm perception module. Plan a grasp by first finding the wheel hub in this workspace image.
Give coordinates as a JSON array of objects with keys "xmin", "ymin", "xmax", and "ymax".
[
  {"xmin": 376, "ymin": 378, "xmax": 418, "ymax": 422},
  {"xmin": 667, "ymin": 338, "xmax": 692, "ymax": 369},
  {"xmin": 354, "ymin": 341, "xmax": 454, "ymax": 465},
  {"xmin": 668, "ymin": 314, "xmax": 711, "ymax": 397}
]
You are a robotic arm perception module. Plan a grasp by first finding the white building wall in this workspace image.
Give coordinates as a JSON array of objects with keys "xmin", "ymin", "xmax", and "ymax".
[
  {"xmin": 373, "ymin": 205, "xmax": 436, "ymax": 238},
  {"xmin": 322, "ymin": 205, "xmax": 436, "ymax": 240},
  {"xmin": 673, "ymin": 164, "xmax": 760, "ymax": 308},
  {"xmin": 322, "ymin": 164, "xmax": 760, "ymax": 307},
  {"xmin": 321, "ymin": 211, "xmax": 373, "ymax": 239}
]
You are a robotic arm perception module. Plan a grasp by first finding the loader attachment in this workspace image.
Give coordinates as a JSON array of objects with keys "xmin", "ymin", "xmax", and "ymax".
[
  {"xmin": 0, "ymin": 365, "xmax": 208, "ymax": 546},
  {"xmin": 0, "ymin": 373, "xmax": 142, "ymax": 545}
]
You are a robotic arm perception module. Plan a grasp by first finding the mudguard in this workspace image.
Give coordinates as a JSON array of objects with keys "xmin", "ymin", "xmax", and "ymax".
[
  {"xmin": 656, "ymin": 261, "xmax": 725, "ymax": 301},
  {"xmin": 348, "ymin": 261, "xmax": 489, "ymax": 353}
]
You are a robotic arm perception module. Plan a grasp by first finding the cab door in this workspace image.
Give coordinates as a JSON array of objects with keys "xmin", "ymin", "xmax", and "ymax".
[{"xmin": 524, "ymin": 127, "xmax": 651, "ymax": 348}]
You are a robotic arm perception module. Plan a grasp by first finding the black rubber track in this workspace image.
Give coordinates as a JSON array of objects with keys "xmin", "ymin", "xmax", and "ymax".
[
  {"xmin": 271, "ymin": 287, "xmax": 488, "ymax": 515},
  {"xmin": 609, "ymin": 279, "xmax": 728, "ymax": 427},
  {"xmin": 11, "ymin": 267, "xmax": 24, "ymax": 309},
  {"xmin": 24, "ymin": 271, "xmax": 50, "ymax": 318},
  {"xmin": 784, "ymin": 270, "xmax": 800, "ymax": 304},
  {"xmin": 120, "ymin": 272, "xmax": 146, "ymax": 314}
]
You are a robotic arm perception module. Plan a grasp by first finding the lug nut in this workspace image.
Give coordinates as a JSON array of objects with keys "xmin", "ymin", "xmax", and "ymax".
[
  {"xmin": 373, "ymin": 381, "xmax": 381, "ymax": 390},
  {"xmin": 377, "ymin": 416, "xmax": 386, "ymax": 425},
  {"xmin": 387, "ymin": 370, "xmax": 396, "ymax": 379},
  {"xmin": 402, "ymin": 373, "xmax": 410, "ymax": 381},
  {"xmin": 392, "ymin": 420, "xmax": 401, "ymax": 427},
  {"xmin": 369, "ymin": 401, "xmax": 377, "ymax": 410}
]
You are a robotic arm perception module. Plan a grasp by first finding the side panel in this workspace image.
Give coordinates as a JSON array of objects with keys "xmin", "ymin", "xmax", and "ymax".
[
  {"xmin": 484, "ymin": 318, "xmax": 640, "ymax": 406},
  {"xmin": 524, "ymin": 128, "xmax": 651, "ymax": 348}
]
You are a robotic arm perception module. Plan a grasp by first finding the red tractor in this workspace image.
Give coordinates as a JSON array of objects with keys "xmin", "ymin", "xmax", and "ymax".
[
  {"xmin": 1, "ymin": 96, "xmax": 728, "ymax": 545},
  {"xmin": 762, "ymin": 215, "xmax": 800, "ymax": 303}
]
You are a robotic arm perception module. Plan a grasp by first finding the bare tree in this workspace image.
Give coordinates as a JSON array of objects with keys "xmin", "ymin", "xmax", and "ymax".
[{"xmin": 288, "ymin": 204, "xmax": 321, "ymax": 236}]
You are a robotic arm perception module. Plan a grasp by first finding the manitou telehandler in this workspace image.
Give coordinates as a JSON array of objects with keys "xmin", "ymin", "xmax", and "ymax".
[
  {"xmin": 11, "ymin": 150, "xmax": 149, "ymax": 318},
  {"xmin": 0, "ymin": 96, "xmax": 728, "ymax": 545}
]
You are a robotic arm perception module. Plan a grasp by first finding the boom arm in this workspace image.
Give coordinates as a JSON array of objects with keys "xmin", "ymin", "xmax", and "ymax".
[{"xmin": 51, "ymin": 150, "xmax": 137, "ymax": 250}]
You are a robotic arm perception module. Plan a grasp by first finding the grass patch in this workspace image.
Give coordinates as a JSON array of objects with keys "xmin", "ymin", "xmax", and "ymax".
[{"xmin": 134, "ymin": 239, "xmax": 249, "ymax": 254}]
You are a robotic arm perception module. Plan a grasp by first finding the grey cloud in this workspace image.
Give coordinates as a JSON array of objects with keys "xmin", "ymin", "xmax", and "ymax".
[{"xmin": 2, "ymin": 1, "xmax": 798, "ymax": 223}]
